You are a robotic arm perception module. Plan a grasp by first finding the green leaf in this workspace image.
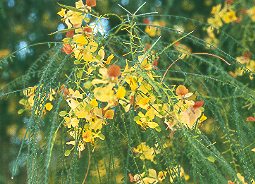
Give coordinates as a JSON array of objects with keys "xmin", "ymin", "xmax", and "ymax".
[
  {"xmin": 98, "ymin": 133, "xmax": 105, "ymax": 140},
  {"xmin": 74, "ymin": 60, "xmax": 81, "ymax": 65},
  {"xmin": 134, "ymin": 116, "xmax": 140, "ymax": 121},
  {"xmin": 155, "ymin": 126, "xmax": 161, "ymax": 132},
  {"xmin": 18, "ymin": 109, "xmax": 25, "ymax": 115},
  {"xmin": 207, "ymin": 156, "xmax": 216, "ymax": 163},
  {"xmin": 84, "ymin": 81, "xmax": 92, "ymax": 89},
  {"xmin": 59, "ymin": 111, "xmax": 67, "ymax": 117},
  {"xmin": 64, "ymin": 150, "xmax": 71, "ymax": 157}
]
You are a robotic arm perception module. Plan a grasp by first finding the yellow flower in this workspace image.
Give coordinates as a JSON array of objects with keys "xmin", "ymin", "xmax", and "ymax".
[
  {"xmin": 67, "ymin": 99, "xmax": 80, "ymax": 110},
  {"xmin": 90, "ymin": 99, "xmax": 98, "ymax": 107},
  {"xmin": 93, "ymin": 84, "xmax": 115, "ymax": 102},
  {"xmin": 87, "ymin": 41, "xmax": 98, "ymax": 53},
  {"xmin": 105, "ymin": 54, "xmax": 114, "ymax": 64},
  {"xmin": 83, "ymin": 50, "xmax": 94, "ymax": 62},
  {"xmin": 179, "ymin": 107, "xmax": 202, "ymax": 128},
  {"xmin": 199, "ymin": 114, "xmax": 207, "ymax": 123},
  {"xmin": 237, "ymin": 173, "xmax": 248, "ymax": 184},
  {"xmin": 64, "ymin": 117, "xmax": 79, "ymax": 128},
  {"xmin": 142, "ymin": 169, "xmax": 158, "ymax": 184},
  {"xmin": 211, "ymin": 4, "xmax": 221, "ymax": 15},
  {"xmin": 73, "ymin": 34, "xmax": 88, "ymax": 45},
  {"xmin": 174, "ymin": 43, "xmax": 192, "ymax": 59},
  {"xmin": 0, "ymin": 49, "xmax": 10, "ymax": 58},
  {"xmin": 133, "ymin": 142, "xmax": 157, "ymax": 163},
  {"xmin": 145, "ymin": 26, "xmax": 158, "ymax": 37},
  {"xmin": 207, "ymin": 17, "xmax": 223, "ymax": 28},
  {"xmin": 138, "ymin": 55, "xmax": 152, "ymax": 70},
  {"xmin": 158, "ymin": 171, "xmax": 166, "ymax": 182},
  {"xmin": 90, "ymin": 118, "xmax": 104, "ymax": 131},
  {"xmin": 145, "ymin": 21, "xmax": 165, "ymax": 37},
  {"xmin": 75, "ymin": 109, "xmax": 88, "ymax": 119},
  {"xmin": 75, "ymin": 0, "xmax": 85, "ymax": 9},
  {"xmin": 136, "ymin": 95, "xmax": 150, "ymax": 109},
  {"xmin": 222, "ymin": 10, "xmax": 237, "ymax": 24},
  {"xmin": 135, "ymin": 111, "xmax": 160, "ymax": 131},
  {"xmin": 125, "ymin": 76, "xmax": 138, "ymax": 91},
  {"xmin": 69, "ymin": 89, "xmax": 83, "ymax": 99},
  {"xmin": 57, "ymin": 8, "xmax": 66, "ymax": 17},
  {"xmin": 247, "ymin": 7, "xmax": 255, "ymax": 21},
  {"xmin": 116, "ymin": 86, "xmax": 126, "ymax": 99},
  {"xmin": 66, "ymin": 11, "xmax": 84, "ymax": 28},
  {"xmin": 82, "ymin": 130, "xmax": 93, "ymax": 143},
  {"xmin": 104, "ymin": 109, "xmax": 114, "ymax": 119},
  {"xmin": 45, "ymin": 103, "xmax": 53, "ymax": 111}
]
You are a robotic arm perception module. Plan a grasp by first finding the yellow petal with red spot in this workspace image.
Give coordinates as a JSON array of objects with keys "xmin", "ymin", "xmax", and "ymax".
[{"xmin": 104, "ymin": 110, "xmax": 114, "ymax": 119}]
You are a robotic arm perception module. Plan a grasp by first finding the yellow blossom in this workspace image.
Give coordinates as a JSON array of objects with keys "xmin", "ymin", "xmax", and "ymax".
[
  {"xmin": 211, "ymin": 4, "xmax": 222, "ymax": 15},
  {"xmin": 0, "ymin": 49, "xmax": 10, "ymax": 58},
  {"xmin": 82, "ymin": 130, "xmax": 93, "ymax": 143},
  {"xmin": 69, "ymin": 89, "xmax": 83, "ymax": 99},
  {"xmin": 207, "ymin": 17, "xmax": 223, "ymax": 28},
  {"xmin": 75, "ymin": 0, "xmax": 85, "ymax": 9},
  {"xmin": 45, "ymin": 103, "xmax": 53, "ymax": 111},
  {"xmin": 87, "ymin": 41, "xmax": 98, "ymax": 53},
  {"xmin": 136, "ymin": 95, "xmax": 150, "ymax": 109},
  {"xmin": 222, "ymin": 10, "xmax": 237, "ymax": 24},
  {"xmin": 90, "ymin": 99, "xmax": 98, "ymax": 107},
  {"xmin": 247, "ymin": 7, "xmax": 255, "ymax": 21},
  {"xmin": 64, "ymin": 117, "xmax": 79, "ymax": 128},
  {"xmin": 83, "ymin": 50, "xmax": 94, "ymax": 62},
  {"xmin": 57, "ymin": 8, "xmax": 66, "ymax": 17},
  {"xmin": 105, "ymin": 54, "xmax": 114, "ymax": 64},
  {"xmin": 67, "ymin": 98, "xmax": 80, "ymax": 110},
  {"xmin": 126, "ymin": 76, "xmax": 138, "ymax": 91},
  {"xmin": 116, "ymin": 86, "xmax": 126, "ymax": 99},
  {"xmin": 93, "ymin": 84, "xmax": 115, "ymax": 102},
  {"xmin": 73, "ymin": 34, "xmax": 88, "ymax": 45},
  {"xmin": 75, "ymin": 109, "xmax": 89, "ymax": 119},
  {"xmin": 104, "ymin": 109, "xmax": 114, "ymax": 119},
  {"xmin": 133, "ymin": 142, "xmax": 157, "ymax": 163}
]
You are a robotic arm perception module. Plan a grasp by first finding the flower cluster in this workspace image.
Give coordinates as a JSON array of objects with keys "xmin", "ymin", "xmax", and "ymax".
[
  {"xmin": 130, "ymin": 166, "xmax": 189, "ymax": 183},
  {"xmin": 229, "ymin": 53, "xmax": 255, "ymax": 80},
  {"xmin": 131, "ymin": 142, "xmax": 189, "ymax": 183},
  {"xmin": 144, "ymin": 19, "xmax": 166, "ymax": 37},
  {"xmin": 17, "ymin": 0, "xmax": 208, "ymax": 157},
  {"xmin": 18, "ymin": 86, "xmax": 55, "ymax": 115},
  {"xmin": 205, "ymin": 2, "xmax": 237, "ymax": 47}
]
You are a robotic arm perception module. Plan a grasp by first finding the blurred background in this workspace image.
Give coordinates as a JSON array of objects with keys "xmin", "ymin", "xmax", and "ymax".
[{"xmin": 0, "ymin": 0, "xmax": 252, "ymax": 183}]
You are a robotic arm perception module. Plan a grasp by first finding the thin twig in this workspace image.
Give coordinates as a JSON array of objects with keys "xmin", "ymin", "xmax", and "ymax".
[
  {"xmin": 82, "ymin": 145, "xmax": 91, "ymax": 184},
  {"xmin": 136, "ymin": 12, "xmax": 158, "ymax": 16},
  {"xmin": 192, "ymin": 52, "xmax": 231, "ymax": 65},
  {"xmin": 161, "ymin": 58, "xmax": 180, "ymax": 83},
  {"xmin": 118, "ymin": 4, "xmax": 132, "ymax": 15},
  {"xmin": 159, "ymin": 30, "xmax": 194, "ymax": 55},
  {"xmin": 134, "ymin": 2, "xmax": 146, "ymax": 15}
]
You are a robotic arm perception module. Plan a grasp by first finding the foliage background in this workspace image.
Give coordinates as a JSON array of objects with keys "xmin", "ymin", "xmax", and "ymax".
[{"xmin": 0, "ymin": 0, "xmax": 254, "ymax": 183}]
